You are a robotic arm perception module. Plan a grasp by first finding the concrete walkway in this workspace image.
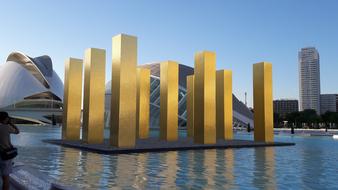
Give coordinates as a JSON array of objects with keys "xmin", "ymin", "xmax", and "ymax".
[{"xmin": 8, "ymin": 163, "xmax": 75, "ymax": 190}]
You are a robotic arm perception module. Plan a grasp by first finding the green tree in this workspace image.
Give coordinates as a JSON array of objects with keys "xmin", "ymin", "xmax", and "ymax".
[
  {"xmin": 274, "ymin": 113, "xmax": 282, "ymax": 128},
  {"xmin": 330, "ymin": 112, "xmax": 338, "ymax": 129},
  {"xmin": 286, "ymin": 109, "xmax": 321, "ymax": 128},
  {"xmin": 322, "ymin": 111, "xmax": 333, "ymax": 129},
  {"xmin": 285, "ymin": 111, "xmax": 300, "ymax": 128},
  {"xmin": 299, "ymin": 109, "xmax": 320, "ymax": 128},
  {"xmin": 321, "ymin": 111, "xmax": 338, "ymax": 129}
]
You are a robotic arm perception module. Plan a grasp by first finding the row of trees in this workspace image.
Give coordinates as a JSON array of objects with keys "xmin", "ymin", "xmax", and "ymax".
[{"xmin": 274, "ymin": 109, "xmax": 338, "ymax": 129}]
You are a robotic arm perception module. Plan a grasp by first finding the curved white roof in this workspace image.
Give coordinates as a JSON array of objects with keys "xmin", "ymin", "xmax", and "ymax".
[
  {"xmin": 7, "ymin": 51, "xmax": 51, "ymax": 88},
  {"xmin": 0, "ymin": 52, "xmax": 64, "ymax": 108}
]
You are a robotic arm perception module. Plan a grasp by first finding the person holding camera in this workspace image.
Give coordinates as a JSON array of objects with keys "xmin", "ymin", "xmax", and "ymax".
[{"xmin": 0, "ymin": 112, "xmax": 19, "ymax": 190}]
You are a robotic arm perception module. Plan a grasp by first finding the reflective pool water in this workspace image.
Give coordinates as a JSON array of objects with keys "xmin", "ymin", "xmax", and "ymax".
[{"xmin": 12, "ymin": 126, "xmax": 338, "ymax": 189}]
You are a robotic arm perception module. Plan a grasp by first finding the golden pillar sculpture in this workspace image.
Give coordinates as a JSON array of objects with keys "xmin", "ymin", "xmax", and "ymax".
[
  {"xmin": 216, "ymin": 70, "xmax": 233, "ymax": 140},
  {"xmin": 62, "ymin": 58, "xmax": 83, "ymax": 140},
  {"xmin": 110, "ymin": 34, "xmax": 137, "ymax": 147},
  {"xmin": 160, "ymin": 61, "xmax": 179, "ymax": 141},
  {"xmin": 82, "ymin": 48, "xmax": 106, "ymax": 144},
  {"xmin": 194, "ymin": 51, "xmax": 216, "ymax": 144},
  {"xmin": 186, "ymin": 75, "xmax": 194, "ymax": 138},
  {"xmin": 136, "ymin": 68, "xmax": 150, "ymax": 139},
  {"xmin": 253, "ymin": 62, "xmax": 274, "ymax": 142}
]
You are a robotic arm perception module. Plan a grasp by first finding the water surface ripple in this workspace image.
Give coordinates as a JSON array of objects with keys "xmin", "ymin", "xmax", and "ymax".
[{"xmin": 12, "ymin": 126, "xmax": 338, "ymax": 189}]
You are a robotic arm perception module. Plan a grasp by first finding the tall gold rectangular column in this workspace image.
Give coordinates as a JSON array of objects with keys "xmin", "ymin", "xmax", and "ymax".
[
  {"xmin": 194, "ymin": 51, "xmax": 216, "ymax": 144},
  {"xmin": 136, "ymin": 68, "xmax": 150, "ymax": 139},
  {"xmin": 253, "ymin": 62, "xmax": 274, "ymax": 142},
  {"xmin": 82, "ymin": 48, "xmax": 106, "ymax": 144},
  {"xmin": 216, "ymin": 70, "xmax": 233, "ymax": 140},
  {"xmin": 111, "ymin": 34, "xmax": 137, "ymax": 147},
  {"xmin": 186, "ymin": 75, "xmax": 194, "ymax": 138},
  {"xmin": 160, "ymin": 61, "xmax": 179, "ymax": 141},
  {"xmin": 62, "ymin": 58, "xmax": 83, "ymax": 140}
]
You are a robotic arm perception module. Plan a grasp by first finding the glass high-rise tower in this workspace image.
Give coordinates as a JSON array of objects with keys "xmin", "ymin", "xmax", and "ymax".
[{"xmin": 298, "ymin": 47, "xmax": 321, "ymax": 114}]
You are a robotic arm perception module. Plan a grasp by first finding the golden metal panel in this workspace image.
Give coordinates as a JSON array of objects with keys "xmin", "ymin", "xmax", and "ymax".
[
  {"xmin": 216, "ymin": 70, "xmax": 233, "ymax": 140},
  {"xmin": 82, "ymin": 48, "xmax": 106, "ymax": 144},
  {"xmin": 253, "ymin": 62, "xmax": 274, "ymax": 142},
  {"xmin": 62, "ymin": 58, "xmax": 83, "ymax": 140},
  {"xmin": 136, "ymin": 68, "xmax": 150, "ymax": 139},
  {"xmin": 160, "ymin": 61, "xmax": 179, "ymax": 141},
  {"xmin": 186, "ymin": 75, "xmax": 194, "ymax": 138},
  {"xmin": 110, "ymin": 34, "xmax": 137, "ymax": 147},
  {"xmin": 193, "ymin": 51, "xmax": 216, "ymax": 144}
]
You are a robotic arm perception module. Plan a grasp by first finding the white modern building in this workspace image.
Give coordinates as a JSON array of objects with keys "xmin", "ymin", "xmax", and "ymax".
[
  {"xmin": 320, "ymin": 94, "xmax": 338, "ymax": 114},
  {"xmin": 0, "ymin": 52, "xmax": 63, "ymax": 125},
  {"xmin": 299, "ymin": 47, "xmax": 321, "ymax": 114}
]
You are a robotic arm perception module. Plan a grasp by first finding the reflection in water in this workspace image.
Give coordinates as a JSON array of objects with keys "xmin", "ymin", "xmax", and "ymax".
[
  {"xmin": 134, "ymin": 152, "xmax": 148, "ymax": 189},
  {"xmin": 204, "ymin": 149, "xmax": 216, "ymax": 188},
  {"xmin": 225, "ymin": 149, "xmax": 234, "ymax": 184},
  {"xmin": 82, "ymin": 152, "xmax": 103, "ymax": 188},
  {"xmin": 115, "ymin": 154, "xmax": 138, "ymax": 189},
  {"xmin": 190, "ymin": 149, "xmax": 217, "ymax": 189},
  {"xmin": 12, "ymin": 126, "xmax": 338, "ymax": 189},
  {"xmin": 145, "ymin": 152, "xmax": 165, "ymax": 188},
  {"xmin": 215, "ymin": 149, "xmax": 235, "ymax": 189},
  {"xmin": 176, "ymin": 151, "xmax": 193, "ymax": 188},
  {"xmin": 58, "ymin": 149, "xmax": 80, "ymax": 186},
  {"xmin": 60, "ymin": 150, "xmax": 103, "ymax": 189},
  {"xmin": 253, "ymin": 147, "xmax": 276, "ymax": 190},
  {"xmin": 189, "ymin": 149, "xmax": 236, "ymax": 189},
  {"xmin": 159, "ymin": 151, "xmax": 178, "ymax": 189},
  {"xmin": 301, "ymin": 141, "xmax": 324, "ymax": 189},
  {"xmin": 191, "ymin": 151, "xmax": 206, "ymax": 188}
]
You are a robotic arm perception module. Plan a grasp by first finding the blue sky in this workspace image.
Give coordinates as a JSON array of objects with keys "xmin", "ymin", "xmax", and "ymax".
[{"xmin": 0, "ymin": 0, "xmax": 337, "ymax": 106}]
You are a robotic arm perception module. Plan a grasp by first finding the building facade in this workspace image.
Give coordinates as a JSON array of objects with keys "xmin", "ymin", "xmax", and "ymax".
[
  {"xmin": 0, "ymin": 52, "xmax": 63, "ymax": 125},
  {"xmin": 299, "ymin": 47, "xmax": 321, "ymax": 114},
  {"xmin": 273, "ymin": 99, "xmax": 299, "ymax": 117},
  {"xmin": 105, "ymin": 63, "xmax": 254, "ymax": 129},
  {"xmin": 320, "ymin": 94, "xmax": 338, "ymax": 114}
]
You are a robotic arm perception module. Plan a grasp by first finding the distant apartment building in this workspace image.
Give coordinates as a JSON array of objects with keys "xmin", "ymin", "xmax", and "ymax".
[
  {"xmin": 299, "ymin": 47, "xmax": 321, "ymax": 114},
  {"xmin": 320, "ymin": 94, "xmax": 338, "ymax": 114},
  {"xmin": 273, "ymin": 99, "xmax": 299, "ymax": 117}
]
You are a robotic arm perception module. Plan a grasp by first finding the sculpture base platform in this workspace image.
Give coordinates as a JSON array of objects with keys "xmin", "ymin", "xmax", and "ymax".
[{"xmin": 43, "ymin": 137, "xmax": 294, "ymax": 155}]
